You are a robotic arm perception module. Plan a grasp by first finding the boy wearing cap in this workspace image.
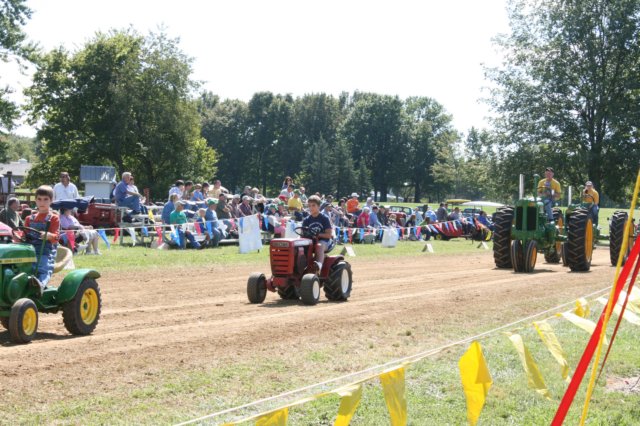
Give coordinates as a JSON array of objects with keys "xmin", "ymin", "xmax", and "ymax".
[
  {"xmin": 537, "ymin": 167, "xmax": 561, "ymax": 221},
  {"xmin": 582, "ymin": 181, "xmax": 600, "ymax": 224}
]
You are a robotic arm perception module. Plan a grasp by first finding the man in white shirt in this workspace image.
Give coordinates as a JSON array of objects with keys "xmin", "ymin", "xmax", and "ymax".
[{"xmin": 53, "ymin": 172, "xmax": 80, "ymax": 201}]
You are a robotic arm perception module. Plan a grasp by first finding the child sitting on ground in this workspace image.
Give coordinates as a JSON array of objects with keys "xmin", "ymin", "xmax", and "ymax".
[{"xmin": 24, "ymin": 185, "xmax": 60, "ymax": 296}]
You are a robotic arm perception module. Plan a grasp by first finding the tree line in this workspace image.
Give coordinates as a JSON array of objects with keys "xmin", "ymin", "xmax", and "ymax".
[{"xmin": 1, "ymin": 0, "xmax": 638, "ymax": 205}]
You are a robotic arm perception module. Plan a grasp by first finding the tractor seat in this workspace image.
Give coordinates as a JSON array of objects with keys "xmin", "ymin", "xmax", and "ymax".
[{"xmin": 53, "ymin": 246, "xmax": 73, "ymax": 274}]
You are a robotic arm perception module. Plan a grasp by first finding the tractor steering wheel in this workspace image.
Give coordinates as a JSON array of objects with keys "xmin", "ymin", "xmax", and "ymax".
[
  {"xmin": 12, "ymin": 226, "xmax": 41, "ymax": 243},
  {"xmin": 295, "ymin": 226, "xmax": 318, "ymax": 239}
]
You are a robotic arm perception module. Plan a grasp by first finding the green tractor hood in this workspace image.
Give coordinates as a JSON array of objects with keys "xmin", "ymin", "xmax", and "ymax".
[{"xmin": 0, "ymin": 244, "xmax": 37, "ymax": 265}]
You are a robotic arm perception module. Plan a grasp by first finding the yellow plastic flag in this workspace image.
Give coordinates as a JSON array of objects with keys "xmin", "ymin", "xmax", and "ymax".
[
  {"xmin": 596, "ymin": 297, "xmax": 640, "ymax": 325},
  {"xmin": 507, "ymin": 333, "xmax": 551, "ymax": 399},
  {"xmin": 255, "ymin": 408, "xmax": 288, "ymax": 426},
  {"xmin": 533, "ymin": 320, "xmax": 570, "ymax": 382},
  {"xmin": 574, "ymin": 298, "xmax": 590, "ymax": 318},
  {"xmin": 560, "ymin": 312, "xmax": 609, "ymax": 345},
  {"xmin": 333, "ymin": 384, "xmax": 363, "ymax": 426},
  {"xmin": 379, "ymin": 367, "xmax": 407, "ymax": 426},
  {"xmin": 458, "ymin": 341, "xmax": 492, "ymax": 426}
]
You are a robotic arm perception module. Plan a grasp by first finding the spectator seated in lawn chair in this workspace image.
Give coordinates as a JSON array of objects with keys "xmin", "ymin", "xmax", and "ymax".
[
  {"xmin": 265, "ymin": 203, "xmax": 286, "ymax": 237},
  {"xmin": 202, "ymin": 200, "xmax": 223, "ymax": 247},
  {"xmin": 115, "ymin": 172, "xmax": 148, "ymax": 217}
]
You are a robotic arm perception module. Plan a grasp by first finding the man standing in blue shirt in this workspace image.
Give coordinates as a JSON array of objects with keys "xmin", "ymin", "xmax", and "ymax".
[{"xmin": 302, "ymin": 195, "xmax": 334, "ymax": 272}]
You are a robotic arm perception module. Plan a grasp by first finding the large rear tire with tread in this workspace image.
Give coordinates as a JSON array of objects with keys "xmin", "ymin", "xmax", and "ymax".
[
  {"xmin": 300, "ymin": 274, "xmax": 320, "ymax": 305},
  {"xmin": 277, "ymin": 285, "xmax": 298, "ymax": 300},
  {"xmin": 544, "ymin": 208, "xmax": 563, "ymax": 264},
  {"xmin": 493, "ymin": 207, "xmax": 514, "ymax": 268},
  {"xmin": 565, "ymin": 208, "xmax": 594, "ymax": 272},
  {"xmin": 247, "ymin": 273, "xmax": 267, "ymax": 304},
  {"xmin": 324, "ymin": 262, "xmax": 352, "ymax": 301},
  {"xmin": 609, "ymin": 211, "xmax": 632, "ymax": 266},
  {"xmin": 63, "ymin": 278, "xmax": 102, "ymax": 335},
  {"xmin": 9, "ymin": 298, "xmax": 38, "ymax": 343}
]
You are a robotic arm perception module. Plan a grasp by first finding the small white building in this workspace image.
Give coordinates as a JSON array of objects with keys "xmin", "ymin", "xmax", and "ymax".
[
  {"xmin": 0, "ymin": 158, "xmax": 32, "ymax": 188},
  {"xmin": 80, "ymin": 165, "xmax": 116, "ymax": 200}
]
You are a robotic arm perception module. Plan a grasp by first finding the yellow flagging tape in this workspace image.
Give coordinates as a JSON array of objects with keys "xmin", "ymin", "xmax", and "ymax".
[
  {"xmin": 596, "ymin": 297, "xmax": 640, "ymax": 325},
  {"xmin": 255, "ymin": 408, "xmax": 288, "ymax": 426},
  {"xmin": 574, "ymin": 297, "xmax": 590, "ymax": 318},
  {"xmin": 458, "ymin": 341, "xmax": 492, "ymax": 426},
  {"xmin": 580, "ymin": 168, "xmax": 640, "ymax": 425},
  {"xmin": 379, "ymin": 366, "xmax": 408, "ymax": 426},
  {"xmin": 558, "ymin": 312, "xmax": 609, "ymax": 345},
  {"xmin": 333, "ymin": 384, "xmax": 363, "ymax": 426},
  {"xmin": 506, "ymin": 332, "xmax": 551, "ymax": 399},
  {"xmin": 533, "ymin": 320, "xmax": 570, "ymax": 383}
]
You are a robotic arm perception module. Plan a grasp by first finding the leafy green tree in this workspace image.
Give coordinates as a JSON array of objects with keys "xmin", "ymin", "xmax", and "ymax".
[
  {"xmin": 200, "ymin": 98, "xmax": 250, "ymax": 192},
  {"xmin": 340, "ymin": 93, "xmax": 405, "ymax": 201},
  {"xmin": 0, "ymin": 133, "xmax": 36, "ymax": 161},
  {"xmin": 403, "ymin": 97, "xmax": 458, "ymax": 202},
  {"xmin": 0, "ymin": 0, "xmax": 33, "ymax": 132},
  {"xmin": 487, "ymin": 0, "xmax": 640, "ymax": 202},
  {"xmin": 301, "ymin": 136, "xmax": 334, "ymax": 196},
  {"xmin": 25, "ymin": 30, "xmax": 215, "ymax": 196}
]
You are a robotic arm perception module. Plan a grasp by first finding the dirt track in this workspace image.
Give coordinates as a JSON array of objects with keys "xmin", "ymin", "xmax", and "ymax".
[{"xmin": 0, "ymin": 248, "xmax": 616, "ymax": 421}]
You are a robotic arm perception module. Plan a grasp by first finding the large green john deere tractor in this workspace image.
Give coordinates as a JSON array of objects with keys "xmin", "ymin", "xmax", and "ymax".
[
  {"xmin": 0, "ymin": 225, "xmax": 102, "ymax": 344},
  {"xmin": 493, "ymin": 175, "xmax": 596, "ymax": 273}
]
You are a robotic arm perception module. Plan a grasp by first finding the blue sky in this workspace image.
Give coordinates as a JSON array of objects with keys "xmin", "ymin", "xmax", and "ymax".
[{"xmin": 3, "ymin": 0, "xmax": 510, "ymax": 137}]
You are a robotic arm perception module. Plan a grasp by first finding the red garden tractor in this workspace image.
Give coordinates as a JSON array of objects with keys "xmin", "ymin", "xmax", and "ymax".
[{"xmin": 247, "ymin": 227, "xmax": 353, "ymax": 305}]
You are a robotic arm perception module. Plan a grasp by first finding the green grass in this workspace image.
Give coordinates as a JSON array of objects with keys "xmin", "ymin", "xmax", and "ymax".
[{"xmin": 69, "ymin": 237, "xmax": 490, "ymax": 273}]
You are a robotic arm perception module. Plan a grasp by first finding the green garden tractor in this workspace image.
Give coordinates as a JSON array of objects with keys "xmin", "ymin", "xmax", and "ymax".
[
  {"xmin": 493, "ymin": 175, "xmax": 595, "ymax": 273},
  {"xmin": 0, "ymin": 225, "xmax": 102, "ymax": 344}
]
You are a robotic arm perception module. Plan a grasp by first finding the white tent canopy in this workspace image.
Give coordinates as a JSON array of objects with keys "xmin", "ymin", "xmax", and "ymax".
[{"xmin": 461, "ymin": 201, "xmax": 505, "ymax": 207}]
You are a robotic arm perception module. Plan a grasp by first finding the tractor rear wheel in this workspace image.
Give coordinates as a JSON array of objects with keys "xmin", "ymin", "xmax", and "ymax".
[
  {"xmin": 544, "ymin": 209, "xmax": 563, "ymax": 264},
  {"xmin": 247, "ymin": 273, "xmax": 267, "ymax": 304},
  {"xmin": 324, "ymin": 262, "xmax": 352, "ymax": 301},
  {"xmin": 277, "ymin": 285, "xmax": 298, "ymax": 300},
  {"xmin": 565, "ymin": 208, "xmax": 594, "ymax": 272},
  {"xmin": 300, "ymin": 274, "xmax": 320, "ymax": 305},
  {"xmin": 609, "ymin": 211, "xmax": 632, "ymax": 266},
  {"xmin": 493, "ymin": 206, "xmax": 514, "ymax": 268},
  {"xmin": 524, "ymin": 240, "xmax": 538, "ymax": 272},
  {"xmin": 62, "ymin": 278, "xmax": 102, "ymax": 335},
  {"xmin": 9, "ymin": 298, "xmax": 38, "ymax": 343},
  {"xmin": 511, "ymin": 240, "xmax": 525, "ymax": 272}
]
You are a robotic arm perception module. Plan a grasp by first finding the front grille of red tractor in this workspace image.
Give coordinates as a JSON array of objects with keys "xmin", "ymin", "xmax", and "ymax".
[{"xmin": 270, "ymin": 242, "xmax": 293, "ymax": 276}]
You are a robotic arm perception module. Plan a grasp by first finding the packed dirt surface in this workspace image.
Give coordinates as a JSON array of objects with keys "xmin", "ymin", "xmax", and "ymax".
[{"xmin": 0, "ymin": 248, "xmax": 616, "ymax": 421}]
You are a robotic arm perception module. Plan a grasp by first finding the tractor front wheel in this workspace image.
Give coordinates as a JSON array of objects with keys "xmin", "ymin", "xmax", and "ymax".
[
  {"xmin": 511, "ymin": 240, "xmax": 525, "ymax": 272},
  {"xmin": 493, "ymin": 207, "xmax": 514, "ymax": 268},
  {"xmin": 9, "ymin": 298, "xmax": 38, "ymax": 343},
  {"xmin": 324, "ymin": 262, "xmax": 352, "ymax": 301},
  {"xmin": 565, "ymin": 208, "xmax": 594, "ymax": 272},
  {"xmin": 524, "ymin": 240, "xmax": 537, "ymax": 272},
  {"xmin": 62, "ymin": 278, "xmax": 102, "ymax": 335},
  {"xmin": 247, "ymin": 273, "xmax": 267, "ymax": 304},
  {"xmin": 609, "ymin": 211, "xmax": 633, "ymax": 266},
  {"xmin": 300, "ymin": 274, "xmax": 320, "ymax": 305}
]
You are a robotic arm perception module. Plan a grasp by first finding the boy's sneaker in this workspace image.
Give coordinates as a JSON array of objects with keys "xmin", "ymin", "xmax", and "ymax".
[{"xmin": 28, "ymin": 277, "xmax": 44, "ymax": 298}]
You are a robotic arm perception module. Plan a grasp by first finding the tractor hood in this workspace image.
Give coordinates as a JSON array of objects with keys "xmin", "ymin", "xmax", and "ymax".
[{"xmin": 0, "ymin": 244, "xmax": 37, "ymax": 265}]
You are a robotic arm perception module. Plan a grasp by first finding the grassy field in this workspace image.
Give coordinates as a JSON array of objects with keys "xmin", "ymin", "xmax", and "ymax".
[{"xmin": 60, "ymin": 238, "xmax": 640, "ymax": 425}]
